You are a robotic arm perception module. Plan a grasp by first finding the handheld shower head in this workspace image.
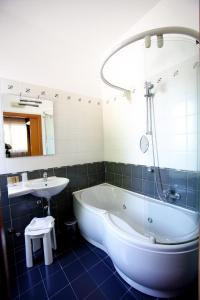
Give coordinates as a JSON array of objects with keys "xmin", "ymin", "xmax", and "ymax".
[{"xmin": 144, "ymin": 81, "xmax": 154, "ymax": 91}]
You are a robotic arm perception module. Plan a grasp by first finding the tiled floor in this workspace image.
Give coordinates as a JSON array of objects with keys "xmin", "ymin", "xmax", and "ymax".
[{"xmin": 11, "ymin": 237, "xmax": 197, "ymax": 300}]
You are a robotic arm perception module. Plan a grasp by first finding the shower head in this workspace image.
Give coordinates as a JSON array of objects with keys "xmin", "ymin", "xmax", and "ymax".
[
  {"xmin": 144, "ymin": 81, "xmax": 154, "ymax": 90},
  {"xmin": 144, "ymin": 81, "xmax": 154, "ymax": 99}
]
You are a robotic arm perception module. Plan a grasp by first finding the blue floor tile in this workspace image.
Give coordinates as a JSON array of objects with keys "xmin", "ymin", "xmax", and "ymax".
[
  {"xmin": 50, "ymin": 285, "xmax": 77, "ymax": 300},
  {"xmin": 120, "ymin": 291, "xmax": 136, "ymax": 299},
  {"xmin": 20, "ymin": 282, "xmax": 47, "ymax": 300},
  {"xmin": 91, "ymin": 247, "xmax": 108, "ymax": 259},
  {"xmin": 79, "ymin": 251, "xmax": 100, "ymax": 270},
  {"xmin": 44, "ymin": 270, "xmax": 68, "ymax": 297},
  {"xmin": 59, "ymin": 250, "xmax": 77, "ymax": 267},
  {"xmin": 18, "ymin": 268, "xmax": 42, "ymax": 294},
  {"xmin": 86, "ymin": 241, "xmax": 96, "ymax": 250},
  {"xmin": 129, "ymin": 288, "xmax": 155, "ymax": 300},
  {"xmin": 16, "ymin": 260, "xmax": 31, "ymax": 276},
  {"xmin": 114, "ymin": 272, "xmax": 131, "ymax": 289},
  {"xmin": 63, "ymin": 259, "xmax": 86, "ymax": 282},
  {"xmin": 32, "ymin": 249, "xmax": 46, "ymax": 265},
  {"xmin": 88, "ymin": 261, "xmax": 112, "ymax": 285},
  {"xmin": 103, "ymin": 256, "xmax": 116, "ymax": 272},
  {"xmin": 16, "ymin": 259, "xmax": 39, "ymax": 277},
  {"xmin": 71, "ymin": 272, "xmax": 97, "ymax": 299},
  {"xmin": 10, "ymin": 278, "xmax": 19, "ymax": 299},
  {"xmin": 100, "ymin": 274, "xmax": 128, "ymax": 300},
  {"xmin": 85, "ymin": 288, "xmax": 108, "ymax": 300},
  {"xmin": 73, "ymin": 243, "xmax": 91, "ymax": 258},
  {"xmin": 39, "ymin": 261, "xmax": 61, "ymax": 279},
  {"xmin": 14, "ymin": 238, "xmax": 195, "ymax": 300}
]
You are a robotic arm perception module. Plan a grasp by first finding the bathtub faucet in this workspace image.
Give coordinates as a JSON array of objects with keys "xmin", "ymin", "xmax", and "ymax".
[{"xmin": 163, "ymin": 189, "xmax": 181, "ymax": 202}]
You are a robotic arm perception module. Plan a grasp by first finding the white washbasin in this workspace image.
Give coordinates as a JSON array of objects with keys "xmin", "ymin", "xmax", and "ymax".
[
  {"xmin": 8, "ymin": 183, "xmax": 31, "ymax": 198},
  {"xmin": 26, "ymin": 176, "xmax": 69, "ymax": 198}
]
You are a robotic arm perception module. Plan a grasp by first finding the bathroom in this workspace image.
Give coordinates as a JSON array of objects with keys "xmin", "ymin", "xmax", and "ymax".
[{"xmin": 0, "ymin": 0, "xmax": 199, "ymax": 299}]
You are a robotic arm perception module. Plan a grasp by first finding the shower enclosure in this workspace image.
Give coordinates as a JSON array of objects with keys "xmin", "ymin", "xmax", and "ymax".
[
  {"xmin": 100, "ymin": 26, "xmax": 199, "ymax": 295},
  {"xmin": 101, "ymin": 26, "xmax": 199, "ymax": 241}
]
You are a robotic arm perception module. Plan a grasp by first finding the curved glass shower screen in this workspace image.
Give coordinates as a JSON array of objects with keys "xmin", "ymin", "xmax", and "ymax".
[
  {"xmin": 100, "ymin": 27, "xmax": 199, "ymax": 91},
  {"xmin": 101, "ymin": 28, "xmax": 199, "ymax": 93}
]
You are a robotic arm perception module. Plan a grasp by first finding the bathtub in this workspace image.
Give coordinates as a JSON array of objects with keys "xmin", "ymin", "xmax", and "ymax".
[{"xmin": 73, "ymin": 183, "xmax": 199, "ymax": 298}]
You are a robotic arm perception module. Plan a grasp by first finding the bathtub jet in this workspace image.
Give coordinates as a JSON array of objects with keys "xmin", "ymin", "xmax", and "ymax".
[{"xmin": 73, "ymin": 183, "xmax": 199, "ymax": 298}]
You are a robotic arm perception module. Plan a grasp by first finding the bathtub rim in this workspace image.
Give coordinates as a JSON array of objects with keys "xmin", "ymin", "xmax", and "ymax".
[
  {"xmin": 73, "ymin": 183, "xmax": 199, "ymax": 217},
  {"xmin": 73, "ymin": 183, "xmax": 199, "ymax": 251},
  {"xmin": 104, "ymin": 212, "xmax": 199, "ymax": 253}
]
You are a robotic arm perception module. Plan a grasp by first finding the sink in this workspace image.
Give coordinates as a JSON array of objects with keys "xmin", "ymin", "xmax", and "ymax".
[
  {"xmin": 26, "ymin": 176, "xmax": 69, "ymax": 198},
  {"xmin": 26, "ymin": 176, "xmax": 69, "ymax": 215},
  {"xmin": 8, "ymin": 176, "xmax": 69, "ymax": 215}
]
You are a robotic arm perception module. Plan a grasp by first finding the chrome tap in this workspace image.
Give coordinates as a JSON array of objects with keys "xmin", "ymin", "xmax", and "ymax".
[
  {"xmin": 43, "ymin": 172, "xmax": 48, "ymax": 182},
  {"xmin": 163, "ymin": 189, "xmax": 181, "ymax": 202}
]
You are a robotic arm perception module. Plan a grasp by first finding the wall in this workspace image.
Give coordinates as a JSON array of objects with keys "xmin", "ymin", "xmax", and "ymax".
[
  {"xmin": 0, "ymin": 161, "xmax": 105, "ymax": 298},
  {"xmin": 103, "ymin": 56, "xmax": 199, "ymax": 171},
  {"xmin": 0, "ymin": 78, "xmax": 104, "ymax": 174},
  {"xmin": 102, "ymin": 0, "xmax": 199, "ymax": 172},
  {"xmin": 0, "ymin": 0, "xmax": 159, "ymax": 98},
  {"xmin": 119, "ymin": 0, "xmax": 199, "ymax": 41},
  {"xmin": 104, "ymin": 162, "xmax": 200, "ymax": 211}
]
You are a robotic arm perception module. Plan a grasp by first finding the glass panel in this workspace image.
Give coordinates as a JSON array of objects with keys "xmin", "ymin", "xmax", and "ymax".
[
  {"xmin": 143, "ymin": 35, "xmax": 199, "ymax": 244},
  {"xmin": 104, "ymin": 33, "xmax": 199, "ymax": 244}
]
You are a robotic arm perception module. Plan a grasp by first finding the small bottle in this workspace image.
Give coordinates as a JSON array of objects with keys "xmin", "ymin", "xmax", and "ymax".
[{"xmin": 21, "ymin": 172, "xmax": 28, "ymax": 184}]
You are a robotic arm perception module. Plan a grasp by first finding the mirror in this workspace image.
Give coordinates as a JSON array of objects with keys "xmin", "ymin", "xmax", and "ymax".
[
  {"xmin": 2, "ymin": 94, "xmax": 55, "ymax": 157},
  {"xmin": 140, "ymin": 135, "xmax": 149, "ymax": 153}
]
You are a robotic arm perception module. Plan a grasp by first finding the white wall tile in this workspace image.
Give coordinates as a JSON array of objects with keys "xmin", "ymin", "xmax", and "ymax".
[
  {"xmin": 102, "ymin": 55, "xmax": 199, "ymax": 171},
  {"xmin": 0, "ymin": 78, "xmax": 104, "ymax": 174}
]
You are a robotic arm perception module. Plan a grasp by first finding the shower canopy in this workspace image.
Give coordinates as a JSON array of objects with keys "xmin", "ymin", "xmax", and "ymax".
[{"xmin": 100, "ymin": 27, "xmax": 199, "ymax": 93}]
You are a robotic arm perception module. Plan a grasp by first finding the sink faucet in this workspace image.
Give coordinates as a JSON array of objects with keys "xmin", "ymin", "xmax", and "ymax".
[{"xmin": 43, "ymin": 172, "xmax": 48, "ymax": 182}]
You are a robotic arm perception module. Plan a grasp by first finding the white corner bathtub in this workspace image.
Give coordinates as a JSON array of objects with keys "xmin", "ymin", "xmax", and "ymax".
[{"xmin": 73, "ymin": 183, "xmax": 199, "ymax": 298}]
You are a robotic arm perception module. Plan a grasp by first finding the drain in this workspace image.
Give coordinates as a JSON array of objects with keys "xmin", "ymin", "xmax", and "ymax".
[
  {"xmin": 148, "ymin": 217, "xmax": 153, "ymax": 223},
  {"xmin": 123, "ymin": 204, "xmax": 126, "ymax": 209}
]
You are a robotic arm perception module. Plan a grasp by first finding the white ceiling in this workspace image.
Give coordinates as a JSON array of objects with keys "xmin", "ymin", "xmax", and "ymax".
[{"xmin": 0, "ymin": 0, "xmax": 160, "ymax": 97}]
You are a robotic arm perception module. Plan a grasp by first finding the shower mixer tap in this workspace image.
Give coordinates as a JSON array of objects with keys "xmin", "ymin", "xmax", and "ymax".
[{"xmin": 163, "ymin": 189, "xmax": 181, "ymax": 202}]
